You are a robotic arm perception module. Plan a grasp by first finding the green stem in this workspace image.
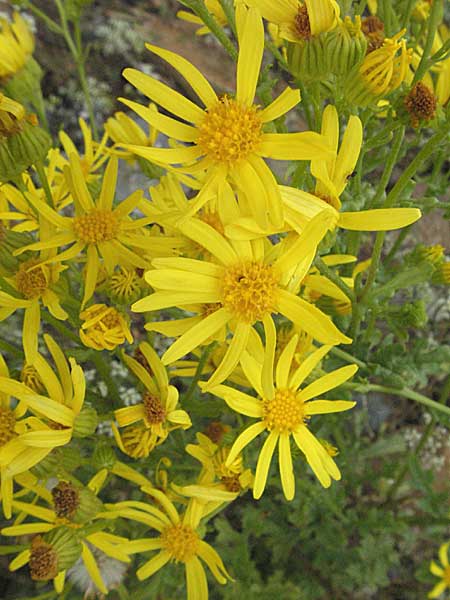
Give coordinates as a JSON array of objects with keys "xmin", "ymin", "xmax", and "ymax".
[
  {"xmin": 218, "ymin": 0, "xmax": 237, "ymax": 38},
  {"xmin": 0, "ymin": 338, "xmax": 23, "ymax": 359},
  {"xmin": 54, "ymin": 0, "xmax": 98, "ymax": 139},
  {"xmin": 329, "ymin": 346, "xmax": 366, "ymax": 369},
  {"xmin": 348, "ymin": 382, "xmax": 450, "ymax": 417},
  {"xmin": 384, "ymin": 126, "xmax": 450, "ymax": 209},
  {"xmin": 183, "ymin": 343, "xmax": 215, "ymax": 405},
  {"xmin": 412, "ymin": 0, "xmax": 443, "ymax": 84},
  {"xmin": 401, "ymin": 0, "xmax": 416, "ymax": 29},
  {"xmin": 26, "ymin": 2, "xmax": 63, "ymax": 35},
  {"xmin": 185, "ymin": 0, "xmax": 238, "ymax": 60},
  {"xmin": 34, "ymin": 160, "xmax": 53, "ymax": 206},
  {"xmin": 41, "ymin": 311, "xmax": 80, "ymax": 344},
  {"xmin": 32, "ymin": 85, "xmax": 50, "ymax": 133},
  {"xmin": 383, "ymin": 374, "xmax": 450, "ymax": 504},
  {"xmin": 368, "ymin": 126, "xmax": 405, "ymax": 209},
  {"xmin": 314, "ymin": 257, "xmax": 355, "ymax": 302},
  {"xmin": 91, "ymin": 352, "xmax": 122, "ymax": 408}
]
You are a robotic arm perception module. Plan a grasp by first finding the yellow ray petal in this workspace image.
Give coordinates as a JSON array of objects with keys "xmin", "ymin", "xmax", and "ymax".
[
  {"xmin": 260, "ymin": 87, "xmax": 301, "ymax": 123},
  {"xmin": 204, "ymin": 321, "xmax": 251, "ymax": 388},
  {"xmin": 259, "ymin": 132, "xmax": 332, "ymax": 160},
  {"xmin": 253, "ymin": 431, "xmax": 278, "ymax": 499},
  {"xmin": 279, "ymin": 432, "xmax": 295, "ymax": 501},
  {"xmin": 162, "ymin": 308, "xmax": 231, "ymax": 365},
  {"xmin": 236, "ymin": 7, "xmax": 264, "ymax": 106},
  {"xmin": 146, "ymin": 43, "xmax": 217, "ymax": 108},
  {"xmin": 226, "ymin": 421, "xmax": 266, "ymax": 466},
  {"xmin": 206, "ymin": 384, "xmax": 262, "ymax": 417},
  {"xmin": 338, "ymin": 208, "xmax": 421, "ymax": 231},
  {"xmin": 298, "ymin": 365, "xmax": 358, "ymax": 401},
  {"xmin": 304, "ymin": 400, "xmax": 356, "ymax": 415}
]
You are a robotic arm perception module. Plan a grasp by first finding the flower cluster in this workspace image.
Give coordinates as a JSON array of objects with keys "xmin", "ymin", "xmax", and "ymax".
[{"xmin": 0, "ymin": 2, "xmax": 448, "ymax": 599}]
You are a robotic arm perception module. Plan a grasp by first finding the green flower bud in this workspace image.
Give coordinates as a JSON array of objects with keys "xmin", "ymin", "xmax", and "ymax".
[
  {"xmin": 7, "ymin": 120, "xmax": 51, "ymax": 174},
  {"xmin": 286, "ymin": 34, "xmax": 329, "ymax": 82},
  {"xmin": 73, "ymin": 406, "xmax": 98, "ymax": 438},
  {"xmin": 325, "ymin": 17, "xmax": 367, "ymax": 77},
  {"xmin": 93, "ymin": 442, "xmax": 117, "ymax": 470},
  {"xmin": 3, "ymin": 58, "xmax": 43, "ymax": 106}
]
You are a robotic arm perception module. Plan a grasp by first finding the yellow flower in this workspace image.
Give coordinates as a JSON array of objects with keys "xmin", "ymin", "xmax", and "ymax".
[
  {"xmin": 346, "ymin": 30, "xmax": 411, "ymax": 105},
  {"xmin": 132, "ymin": 212, "xmax": 350, "ymax": 389},
  {"xmin": 0, "ymin": 12, "xmax": 34, "ymax": 78},
  {"xmin": 58, "ymin": 117, "xmax": 109, "ymax": 182},
  {"xmin": 120, "ymin": 5, "xmax": 331, "ymax": 228},
  {"xmin": 177, "ymin": 0, "xmax": 229, "ymax": 35},
  {"xmin": 429, "ymin": 542, "xmax": 450, "ymax": 598},
  {"xmin": 2, "ymin": 471, "xmax": 133, "ymax": 595},
  {"xmin": 107, "ymin": 492, "xmax": 231, "ymax": 598},
  {"xmin": 223, "ymin": 105, "xmax": 421, "ymax": 239},
  {"xmin": 205, "ymin": 337, "xmax": 357, "ymax": 500},
  {"xmin": 0, "ymin": 252, "xmax": 68, "ymax": 363},
  {"xmin": 0, "ymin": 355, "xmax": 52, "ymax": 518},
  {"xmin": 113, "ymin": 342, "xmax": 191, "ymax": 458},
  {"xmin": 79, "ymin": 303, "xmax": 133, "ymax": 351},
  {"xmin": 244, "ymin": 0, "xmax": 340, "ymax": 42},
  {"xmin": 183, "ymin": 432, "xmax": 254, "ymax": 499},
  {"xmin": 278, "ymin": 105, "xmax": 421, "ymax": 233},
  {"xmin": 410, "ymin": 28, "xmax": 450, "ymax": 107},
  {"xmin": 15, "ymin": 154, "xmax": 156, "ymax": 307},
  {"xmin": 0, "ymin": 93, "xmax": 25, "ymax": 132},
  {"xmin": 105, "ymin": 106, "xmax": 158, "ymax": 161}
]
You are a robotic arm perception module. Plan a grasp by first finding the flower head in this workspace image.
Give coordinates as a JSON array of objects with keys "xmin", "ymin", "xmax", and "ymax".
[
  {"xmin": 79, "ymin": 303, "xmax": 133, "ymax": 351},
  {"xmin": 120, "ymin": 5, "xmax": 331, "ymax": 228},
  {"xmin": 0, "ymin": 13, "xmax": 34, "ymax": 78},
  {"xmin": 205, "ymin": 337, "xmax": 357, "ymax": 500},
  {"xmin": 113, "ymin": 342, "xmax": 191, "ymax": 458},
  {"xmin": 132, "ymin": 212, "xmax": 350, "ymax": 388}
]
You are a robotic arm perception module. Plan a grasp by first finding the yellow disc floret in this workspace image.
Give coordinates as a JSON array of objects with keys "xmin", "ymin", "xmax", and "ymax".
[
  {"xmin": 73, "ymin": 210, "xmax": 119, "ymax": 244},
  {"xmin": 15, "ymin": 259, "xmax": 48, "ymax": 299},
  {"xmin": 263, "ymin": 388, "xmax": 307, "ymax": 433},
  {"xmin": 197, "ymin": 96, "xmax": 262, "ymax": 165},
  {"xmin": 0, "ymin": 406, "xmax": 16, "ymax": 447},
  {"xmin": 161, "ymin": 523, "xmax": 200, "ymax": 563},
  {"xmin": 221, "ymin": 261, "xmax": 279, "ymax": 323}
]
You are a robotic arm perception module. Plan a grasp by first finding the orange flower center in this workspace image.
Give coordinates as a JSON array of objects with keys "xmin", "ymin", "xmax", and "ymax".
[
  {"xmin": 143, "ymin": 391, "xmax": 166, "ymax": 425},
  {"xmin": 263, "ymin": 388, "xmax": 306, "ymax": 433},
  {"xmin": 197, "ymin": 96, "xmax": 262, "ymax": 165},
  {"xmin": 295, "ymin": 4, "xmax": 311, "ymax": 39},
  {"xmin": 0, "ymin": 407, "xmax": 16, "ymax": 447},
  {"xmin": 52, "ymin": 481, "xmax": 80, "ymax": 519},
  {"xmin": 29, "ymin": 537, "xmax": 59, "ymax": 581},
  {"xmin": 15, "ymin": 259, "xmax": 48, "ymax": 299},
  {"xmin": 221, "ymin": 261, "xmax": 279, "ymax": 323},
  {"xmin": 73, "ymin": 210, "xmax": 119, "ymax": 244},
  {"xmin": 161, "ymin": 523, "xmax": 200, "ymax": 563}
]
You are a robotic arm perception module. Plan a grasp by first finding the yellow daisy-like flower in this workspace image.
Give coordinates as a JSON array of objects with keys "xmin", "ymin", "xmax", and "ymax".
[
  {"xmin": 105, "ymin": 106, "xmax": 158, "ymax": 161},
  {"xmin": 0, "ymin": 150, "xmax": 71, "ymax": 233},
  {"xmin": 113, "ymin": 342, "xmax": 191, "ymax": 458},
  {"xmin": 0, "ymin": 354, "xmax": 55, "ymax": 519},
  {"xmin": 15, "ymin": 154, "xmax": 154, "ymax": 307},
  {"xmin": 0, "ymin": 333, "xmax": 88, "ymax": 454},
  {"xmin": 0, "ymin": 256, "xmax": 67, "ymax": 363},
  {"xmin": 346, "ymin": 30, "xmax": 411, "ymax": 105},
  {"xmin": 120, "ymin": 5, "xmax": 331, "ymax": 228},
  {"xmin": 79, "ymin": 303, "xmax": 133, "ymax": 351},
  {"xmin": 429, "ymin": 542, "xmax": 450, "ymax": 598},
  {"xmin": 107, "ymin": 492, "xmax": 231, "ymax": 598},
  {"xmin": 205, "ymin": 337, "xmax": 357, "ymax": 500},
  {"xmin": 183, "ymin": 432, "xmax": 253, "ymax": 499},
  {"xmin": 132, "ymin": 212, "xmax": 351, "ymax": 388},
  {"xmin": 0, "ymin": 12, "xmax": 34, "ymax": 78},
  {"xmin": 58, "ymin": 117, "xmax": 109, "ymax": 183},
  {"xmin": 2, "ymin": 471, "xmax": 133, "ymax": 595},
  {"xmin": 244, "ymin": 0, "xmax": 340, "ymax": 42},
  {"xmin": 224, "ymin": 105, "xmax": 421, "ymax": 241}
]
